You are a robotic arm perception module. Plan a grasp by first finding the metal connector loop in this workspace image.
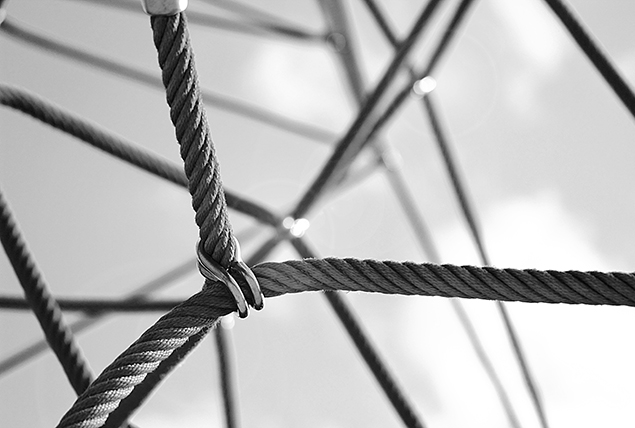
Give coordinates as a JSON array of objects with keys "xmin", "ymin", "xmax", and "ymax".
[
  {"xmin": 229, "ymin": 237, "xmax": 264, "ymax": 310},
  {"xmin": 197, "ymin": 240, "xmax": 249, "ymax": 318},
  {"xmin": 141, "ymin": 0, "xmax": 188, "ymax": 16},
  {"xmin": 196, "ymin": 237, "xmax": 264, "ymax": 318}
]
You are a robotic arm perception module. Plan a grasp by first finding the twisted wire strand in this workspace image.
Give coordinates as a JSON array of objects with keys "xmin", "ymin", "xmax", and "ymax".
[
  {"xmin": 0, "ymin": 83, "xmax": 279, "ymax": 227},
  {"xmin": 290, "ymin": 235, "xmax": 426, "ymax": 428},
  {"xmin": 255, "ymin": 259, "xmax": 635, "ymax": 305},
  {"xmin": 357, "ymin": 2, "xmax": 523, "ymax": 427},
  {"xmin": 0, "ymin": 187, "xmax": 94, "ymax": 396},
  {"xmin": 151, "ymin": 12, "xmax": 234, "ymax": 267},
  {"xmin": 55, "ymin": 285, "xmax": 234, "ymax": 428},
  {"xmin": 55, "ymin": 255, "xmax": 635, "ymax": 426}
]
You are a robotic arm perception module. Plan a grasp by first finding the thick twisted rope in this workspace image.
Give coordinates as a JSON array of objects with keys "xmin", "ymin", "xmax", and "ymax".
[
  {"xmin": 55, "ymin": 255, "xmax": 635, "ymax": 427},
  {"xmin": 151, "ymin": 12, "xmax": 235, "ymax": 267}
]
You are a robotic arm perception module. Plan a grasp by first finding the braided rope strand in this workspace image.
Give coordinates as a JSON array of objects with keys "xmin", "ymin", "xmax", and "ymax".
[
  {"xmin": 151, "ymin": 13, "xmax": 235, "ymax": 267},
  {"xmin": 0, "ymin": 84, "xmax": 279, "ymax": 226},
  {"xmin": 54, "ymin": 256, "xmax": 635, "ymax": 427},
  {"xmin": 55, "ymin": 286, "xmax": 234, "ymax": 428},
  {"xmin": 253, "ymin": 259, "xmax": 635, "ymax": 306}
]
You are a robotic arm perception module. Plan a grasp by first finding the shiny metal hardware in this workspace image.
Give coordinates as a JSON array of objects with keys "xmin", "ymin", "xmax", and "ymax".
[
  {"xmin": 141, "ymin": 0, "xmax": 188, "ymax": 16},
  {"xmin": 230, "ymin": 236, "xmax": 264, "ymax": 310},
  {"xmin": 196, "ymin": 237, "xmax": 263, "ymax": 318}
]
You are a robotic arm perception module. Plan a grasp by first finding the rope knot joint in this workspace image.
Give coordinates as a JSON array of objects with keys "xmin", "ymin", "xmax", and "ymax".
[{"xmin": 196, "ymin": 237, "xmax": 264, "ymax": 318}]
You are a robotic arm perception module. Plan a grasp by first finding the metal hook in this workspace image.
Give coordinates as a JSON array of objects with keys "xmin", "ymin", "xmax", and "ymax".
[
  {"xmin": 229, "ymin": 236, "xmax": 264, "ymax": 311},
  {"xmin": 196, "ymin": 237, "xmax": 264, "ymax": 318},
  {"xmin": 196, "ymin": 240, "xmax": 249, "ymax": 318}
]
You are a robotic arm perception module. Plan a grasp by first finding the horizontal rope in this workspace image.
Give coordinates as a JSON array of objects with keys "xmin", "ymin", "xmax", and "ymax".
[
  {"xmin": 256, "ymin": 258, "xmax": 635, "ymax": 306},
  {"xmin": 56, "ymin": 256, "xmax": 635, "ymax": 427}
]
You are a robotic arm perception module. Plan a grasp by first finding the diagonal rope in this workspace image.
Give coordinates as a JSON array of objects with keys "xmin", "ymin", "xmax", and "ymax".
[
  {"xmin": 422, "ymin": 95, "xmax": 549, "ymax": 428},
  {"xmin": 0, "ymin": 16, "xmax": 335, "ymax": 143},
  {"xmin": 359, "ymin": 2, "xmax": 523, "ymax": 427},
  {"xmin": 541, "ymin": 0, "xmax": 635, "ymax": 119},
  {"xmin": 291, "ymin": 0, "xmax": 445, "ymax": 219},
  {"xmin": 151, "ymin": 12, "xmax": 235, "ymax": 266},
  {"xmin": 291, "ymin": 237, "xmax": 427, "ymax": 428},
  {"xmin": 0, "ymin": 187, "xmax": 94, "ymax": 395},
  {"xmin": 0, "ymin": 83, "xmax": 280, "ymax": 227}
]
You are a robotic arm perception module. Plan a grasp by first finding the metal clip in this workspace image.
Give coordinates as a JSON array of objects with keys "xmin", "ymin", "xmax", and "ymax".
[
  {"xmin": 229, "ymin": 237, "xmax": 264, "ymax": 310},
  {"xmin": 196, "ymin": 237, "xmax": 264, "ymax": 318},
  {"xmin": 141, "ymin": 0, "xmax": 188, "ymax": 16}
]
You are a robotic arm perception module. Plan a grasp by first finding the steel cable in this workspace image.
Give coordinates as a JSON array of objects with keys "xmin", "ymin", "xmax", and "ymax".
[
  {"xmin": 0, "ymin": 83, "xmax": 280, "ymax": 227},
  {"xmin": 53, "ymin": 255, "xmax": 635, "ymax": 426}
]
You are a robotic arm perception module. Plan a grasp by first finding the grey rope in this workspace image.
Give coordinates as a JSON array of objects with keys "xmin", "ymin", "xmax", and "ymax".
[
  {"xmin": 0, "ymin": 83, "xmax": 279, "ymax": 227},
  {"xmin": 0, "ymin": 187, "xmax": 94, "ymax": 396},
  {"xmin": 151, "ymin": 12, "xmax": 235, "ymax": 266},
  {"xmin": 53, "ymin": 254, "xmax": 635, "ymax": 426}
]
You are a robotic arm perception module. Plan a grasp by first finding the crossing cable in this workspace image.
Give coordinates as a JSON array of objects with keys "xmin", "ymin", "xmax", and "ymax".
[
  {"xmin": 541, "ymin": 0, "xmax": 635, "ymax": 120},
  {"xmin": 0, "ymin": 16, "xmax": 335, "ymax": 143},
  {"xmin": 422, "ymin": 94, "xmax": 549, "ymax": 428},
  {"xmin": 10, "ymin": 253, "xmax": 635, "ymax": 311},
  {"xmin": 0, "ymin": 187, "xmax": 94, "ymax": 396},
  {"xmin": 289, "ymin": 236, "xmax": 427, "ymax": 428},
  {"xmin": 291, "ymin": 0, "xmax": 445, "ymax": 219},
  {"xmin": 317, "ymin": 4, "xmax": 429, "ymax": 427},
  {"xmin": 54, "ymin": 9, "xmax": 254, "ymax": 427},
  {"xmin": 359, "ymin": 2, "xmax": 522, "ymax": 427},
  {"xmin": 362, "ymin": 0, "xmax": 550, "ymax": 424},
  {"xmin": 52, "ymin": 254, "xmax": 635, "ymax": 426},
  {"xmin": 0, "ymin": 83, "xmax": 280, "ymax": 227},
  {"xmin": 321, "ymin": 0, "xmax": 440, "ymax": 264},
  {"xmin": 0, "ymin": 257, "xmax": 195, "ymax": 377}
]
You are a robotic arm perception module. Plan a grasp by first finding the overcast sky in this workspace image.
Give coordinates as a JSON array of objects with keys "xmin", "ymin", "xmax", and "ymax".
[{"xmin": 2, "ymin": 0, "xmax": 635, "ymax": 427}]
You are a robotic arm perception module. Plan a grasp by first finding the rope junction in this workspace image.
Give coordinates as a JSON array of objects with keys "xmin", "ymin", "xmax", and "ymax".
[{"xmin": 1, "ymin": 0, "xmax": 635, "ymax": 427}]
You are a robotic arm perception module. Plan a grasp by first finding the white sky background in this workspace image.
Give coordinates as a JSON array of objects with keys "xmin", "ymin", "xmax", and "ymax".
[{"xmin": 2, "ymin": 0, "xmax": 635, "ymax": 427}]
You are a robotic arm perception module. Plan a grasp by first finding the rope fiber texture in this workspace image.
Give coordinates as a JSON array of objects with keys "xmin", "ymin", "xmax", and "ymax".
[
  {"xmin": 55, "ymin": 256, "xmax": 635, "ymax": 427},
  {"xmin": 151, "ymin": 12, "xmax": 235, "ymax": 267},
  {"xmin": 0, "ymin": 83, "xmax": 279, "ymax": 227}
]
